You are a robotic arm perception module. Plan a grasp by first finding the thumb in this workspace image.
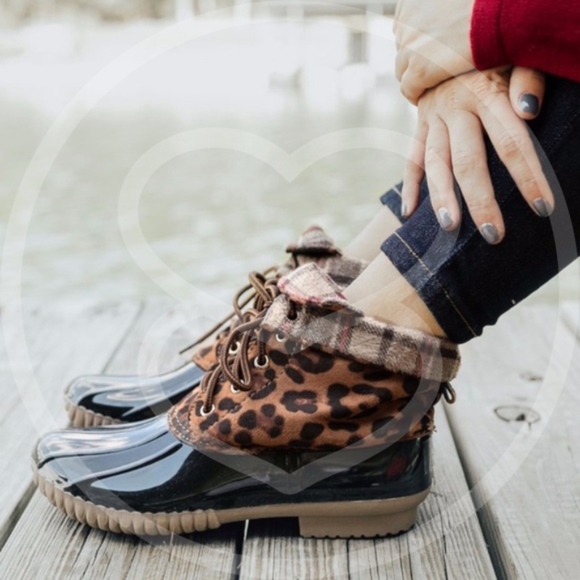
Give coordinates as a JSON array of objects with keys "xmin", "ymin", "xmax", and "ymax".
[{"xmin": 509, "ymin": 66, "xmax": 545, "ymax": 120}]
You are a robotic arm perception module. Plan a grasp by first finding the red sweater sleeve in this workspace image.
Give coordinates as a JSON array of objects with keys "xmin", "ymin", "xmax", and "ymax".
[{"xmin": 470, "ymin": 0, "xmax": 580, "ymax": 82}]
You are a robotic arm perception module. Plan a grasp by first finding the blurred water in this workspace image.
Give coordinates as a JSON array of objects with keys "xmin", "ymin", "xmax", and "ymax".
[{"xmin": 0, "ymin": 16, "xmax": 577, "ymax": 309}]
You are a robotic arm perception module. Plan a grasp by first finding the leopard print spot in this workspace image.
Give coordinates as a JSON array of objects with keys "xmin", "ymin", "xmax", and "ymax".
[
  {"xmin": 328, "ymin": 421, "xmax": 358, "ymax": 432},
  {"xmin": 268, "ymin": 426, "xmax": 282, "ymax": 438},
  {"xmin": 363, "ymin": 368, "xmax": 394, "ymax": 382},
  {"xmin": 347, "ymin": 435, "xmax": 362, "ymax": 446},
  {"xmin": 294, "ymin": 350, "xmax": 334, "ymax": 374},
  {"xmin": 352, "ymin": 384, "xmax": 393, "ymax": 402},
  {"xmin": 352, "ymin": 406, "xmax": 377, "ymax": 420},
  {"xmin": 285, "ymin": 366, "xmax": 304, "ymax": 384},
  {"xmin": 347, "ymin": 361, "xmax": 366, "ymax": 373},
  {"xmin": 264, "ymin": 368, "xmax": 276, "ymax": 381},
  {"xmin": 300, "ymin": 422, "xmax": 324, "ymax": 441},
  {"xmin": 327, "ymin": 383, "xmax": 352, "ymax": 419},
  {"xmin": 280, "ymin": 390, "xmax": 317, "ymax": 414},
  {"xmin": 402, "ymin": 376, "xmax": 420, "ymax": 395},
  {"xmin": 238, "ymin": 410, "xmax": 257, "ymax": 429},
  {"xmin": 234, "ymin": 431, "xmax": 253, "ymax": 446},
  {"xmin": 218, "ymin": 419, "xmax": 231, "ymax": 435},
  {"xmin": 218, "ymin": 398, "xmax": 236, "ymax": 411},
  {"xmin": 274, "ymin": 415, "xmax": 284, "ymax": 426},
  {"xmin": 250, "ymin": 381, "xmax": 276, "ymax": 400},
  {"xmin": 269, "ymin": 349, "xmax": 289, "ymax": 366},
  {"xmin": 261, "ymin": 404, "xmax": 275, "ymax": 417},
  {"xmin": 200, "ymin": 413, "xmax": 218, "ymax": 430}
]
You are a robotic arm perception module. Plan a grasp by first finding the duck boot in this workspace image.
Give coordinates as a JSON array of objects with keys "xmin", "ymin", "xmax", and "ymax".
[
  {"xmin": 64, "ymin": 227, "xmax": 367, "ymax": 427},
  {"xmin": 33, "ymin": 263, "xmax": 459, "ymax": 538}
]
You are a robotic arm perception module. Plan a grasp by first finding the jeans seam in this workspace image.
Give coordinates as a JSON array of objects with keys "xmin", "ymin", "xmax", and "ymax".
[{"xmin": 393, "ymin": 232, "xmax": 478, "ymax": 338}]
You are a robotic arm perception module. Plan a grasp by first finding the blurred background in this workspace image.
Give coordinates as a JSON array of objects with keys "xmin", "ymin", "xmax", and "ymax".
[{"xmin": 0, "ymin": 0, "xmax": 574, "ymax": 307}]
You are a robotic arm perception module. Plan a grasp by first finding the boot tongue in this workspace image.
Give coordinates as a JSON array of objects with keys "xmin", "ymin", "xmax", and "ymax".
[
  {"xmin": 285, "ymin": 225, "xmax": 341, "ymax": 257},
  {"xmin": 278, "ymin": 225, "xmax": 368, "ymax": 285},
  {"xmin": 276, "ymin": 262, "xmax": 358, "ymax": 313}
]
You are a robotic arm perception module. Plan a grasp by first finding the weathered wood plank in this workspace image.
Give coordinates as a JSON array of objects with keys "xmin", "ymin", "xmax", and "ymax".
[
  {"xmin": 446, "ymin": 302, "xmax": 580, "ymax": 579},
  {"xmin": 0, "ymin": 299, "xmax": 140, "ymax": 549},
  {"xmin": 240, "ymin": 404, "xmax": 495, "ymax": 579},
  {"xmin": 0, "ymin": 299, "xmax": 242, "ymax": 579}
]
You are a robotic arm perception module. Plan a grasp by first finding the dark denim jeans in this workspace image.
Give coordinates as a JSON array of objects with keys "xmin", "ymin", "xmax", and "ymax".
[{"xmin": 380, "ymin": 75, "xmax": 580, "ymax": 343}]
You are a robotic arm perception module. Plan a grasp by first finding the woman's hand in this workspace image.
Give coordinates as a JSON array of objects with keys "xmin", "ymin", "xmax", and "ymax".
[
  {"xmin": 394, "ymin": 0, "xmax": 475, "ymax": 104},
  {"xmin": 402, "ymin": 67, "xmax": 553, "ymax": 244}
]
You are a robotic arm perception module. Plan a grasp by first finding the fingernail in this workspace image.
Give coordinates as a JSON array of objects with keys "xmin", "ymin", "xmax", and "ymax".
[
  {"xmin": 519, "ymin": 93, "xmax": 539, "ymax": 116},
  {"xmin": 437, "ymin": 207, "xmax": 454, "ymax": 230},
  {"xmin": 401, "ymin": 201, "xmax": 408, "ymax": 218},
  {"xmin": 532, "ymin": 197, "xmax": 553, "ymax": 217},
  {"xmin": 480, "ymin": 223, "xmax": 500, "ymax": 244}
]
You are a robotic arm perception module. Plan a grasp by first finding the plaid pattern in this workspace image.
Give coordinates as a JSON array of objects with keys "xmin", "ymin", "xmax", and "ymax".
[
  {"xmin": 277, "ymin": 226, "xmax": 367, "ymax": 283},
  {"xmin": 263, "ymin": 263, "xmax": 461, "ymax": 382},
  {"xmin": 285, "ymin": 225, "xmax": 341, "ymax": 256}
]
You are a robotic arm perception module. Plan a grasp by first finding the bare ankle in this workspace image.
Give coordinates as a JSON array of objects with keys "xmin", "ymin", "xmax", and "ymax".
[{"xmin": 343, "ymin": 253, "xmax": 447, "ymax": 338}]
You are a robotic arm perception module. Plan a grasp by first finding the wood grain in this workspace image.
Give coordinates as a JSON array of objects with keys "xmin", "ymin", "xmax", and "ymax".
[
  {"xmin": 0, "ymin": 299, "xmax": 140, "ymax": 549},
  {"xmin": 239, "ymin": 404, "xmax": 495, "ymax": 579},
  {"xmin": 0, "ymin": 299, "xmax": 242, "ymax": 579},
  {"xmin": 446, "ymin": 302, "xmax": 580, "ymax": 579}
]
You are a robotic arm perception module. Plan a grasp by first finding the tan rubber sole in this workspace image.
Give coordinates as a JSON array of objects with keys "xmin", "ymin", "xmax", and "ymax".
[
  {"xmin": 65, "ymin": 400, "xmax": 122, "ymax": 428},
  {"xmin": 33, "ymin": 466, "xmax": 429, "ymax": 538}
]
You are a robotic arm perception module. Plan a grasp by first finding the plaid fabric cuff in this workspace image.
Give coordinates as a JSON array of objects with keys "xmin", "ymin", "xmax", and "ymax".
[{"xmin": 263, "ymin": 263, "xmax": 461, "ymax": 382}]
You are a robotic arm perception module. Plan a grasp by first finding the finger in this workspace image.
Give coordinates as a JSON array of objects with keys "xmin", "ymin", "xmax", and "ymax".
[
  {"xmin": 402, "ymin": 122, "xmax": 428, "ymax": 216},
  {"xmin": 478, "ymin": 94, "xmax": 555, "ymax": 218},
  {"xmin": 395, "ymin": 50, "xmax": 407, "ymax": 83},
  {"xmin": 509, "ymin": 67, "xmax": 545, "ymax": 120},
  {"xmin": 447, "ymin": 111, "xmax": 504, "ymax": 242},
  {"xmin": 424, "ymin": 117, "xmax": 455, "ymax": 230},
  {"xmin": 400, "ymin": 68, "xmax": 422, "ymax": 105}
]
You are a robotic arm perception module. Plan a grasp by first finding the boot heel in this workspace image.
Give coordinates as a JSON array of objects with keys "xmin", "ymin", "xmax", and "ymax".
[
  {"xmin": 299, "ymin": 506, "xmax": 418, "ymax": 539},
  {"xmin": 297, "ymin": 491, "xmax": 429, "ymax": 539}
]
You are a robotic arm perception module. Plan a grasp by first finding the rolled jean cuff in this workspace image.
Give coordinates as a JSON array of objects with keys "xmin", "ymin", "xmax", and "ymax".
[
  {"xmin": 380, "ymin": 184, "xmax": 405, "ymax": 221},
  {"xmin": 380, "ymin": 230, "xmax": 479, "ymax": 344}
]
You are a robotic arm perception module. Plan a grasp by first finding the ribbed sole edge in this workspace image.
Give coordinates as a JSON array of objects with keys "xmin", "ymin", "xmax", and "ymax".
[
  {"xmin": 33, "ymin": 466, "xmax": 429, "ymax": 538},
  {"xmin": 65, "ymin": 400, "xmax": 123, "ymax": 428}
]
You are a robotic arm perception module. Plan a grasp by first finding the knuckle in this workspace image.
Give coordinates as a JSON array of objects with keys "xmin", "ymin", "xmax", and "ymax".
[
  {"xmin": 518, "ymin": 176, "xmax": 542, "ymax": 197},
  {"xmin": 466, "ymin": 195, "xmax": 495, "ymax": 217},
  {"xmin": 453, "ymin": 150, "xmax": 479, "ymax": 175},
  {"xmin": 424, "ymin": 145, "xmax": 442, "ymax": 167},
  {"xmin": 498, "ymin": 131, "xmax": 527, "ymax": 160},
  {"xmin": 400, "ymin": 82, "xmax": 417, "ymax": 104}
]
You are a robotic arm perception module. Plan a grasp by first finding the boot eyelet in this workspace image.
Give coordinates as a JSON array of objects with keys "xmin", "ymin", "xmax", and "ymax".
[
  {"xmin": 254, "ymin": 355, "xmax": 269, "ymax": 369},
  {"xmin": 230, "ymin": 384, "xmax": 241, "ymax": 394},
  {"xmin": 275, "ymin": 332, "xmax": 286, "ymax": 343},
  {"xmin": 229, "ymin": 341, "xmax": 241, "ymax": 355},
  {"xmin": 200, "ymin": 404, "xmax": 215, "ymax": 416}
]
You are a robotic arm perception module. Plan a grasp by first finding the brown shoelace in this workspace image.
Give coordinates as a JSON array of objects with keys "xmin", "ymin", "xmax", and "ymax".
[
  {"xmin": 179, "ymin": 266, "xmax": 278, "ymax": 356},
  {"xmin": 199, "ymin": 271, "xmax": 290, "ymax": 415}
]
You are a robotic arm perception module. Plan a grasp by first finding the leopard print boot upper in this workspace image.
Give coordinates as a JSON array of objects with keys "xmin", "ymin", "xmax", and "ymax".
[
  {"xmin": 169, "ymin": 263, "xmax": 460, "ymax": 454},
  {"xmin": 191, "ymin": 225, "xmax": 367, "ymax": 371}
]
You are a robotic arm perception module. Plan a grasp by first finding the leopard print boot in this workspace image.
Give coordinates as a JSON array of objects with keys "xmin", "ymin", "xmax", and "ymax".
[
  {"xmin": 34, "ymin": 263, "xmax": 459, "ymax": 538},
  {"xmin": 64, "ymin": 226, "xmax": 367, "ymax": 427}
]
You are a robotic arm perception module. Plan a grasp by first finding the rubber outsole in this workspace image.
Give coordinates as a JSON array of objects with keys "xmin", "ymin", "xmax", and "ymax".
[
  {"xmin": 65, "ymin": 400, "xmax": 122, "ymax": 428},
  {"xmin": 33, "ymin": 466, "xmax": 429, "ymax": 538}
]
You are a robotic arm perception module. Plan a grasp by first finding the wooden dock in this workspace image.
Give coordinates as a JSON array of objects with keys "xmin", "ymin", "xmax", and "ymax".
[{"xmin": 0, "ymin": 297, "xmax": 579, "ymax": 579}]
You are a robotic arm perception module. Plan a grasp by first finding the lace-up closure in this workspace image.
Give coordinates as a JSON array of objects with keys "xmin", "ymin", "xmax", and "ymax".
[
  {"xmin": 180, "ymin": 266, "xmax": 278, "ymax": 358},
  {"xmin": 200, "ymin": 272, "xmax": 283, "ymax": 414}
]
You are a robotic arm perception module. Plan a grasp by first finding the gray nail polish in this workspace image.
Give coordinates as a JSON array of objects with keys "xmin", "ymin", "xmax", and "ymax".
[
  {"xmin": 519, "ymin": 93, "xmax": 539, "ymax": 116},
  {"xmin": 480, "ymin": 223, "xmax": 500, "ymax": 244},
  {"xmin": 437, "ymin": 207, "xmax": 454, "ymax": 230},
  {"xmin": 401, "ymin": 201, "xmax": 408, "ymax": 217},
  {"xmin": 532, "ymin": 197, "xmax": 553, "ymax": 217}
]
